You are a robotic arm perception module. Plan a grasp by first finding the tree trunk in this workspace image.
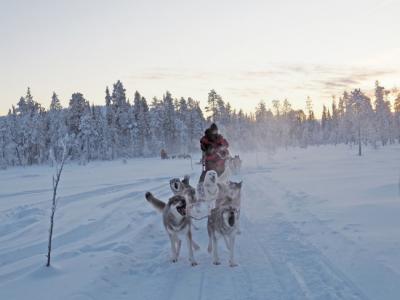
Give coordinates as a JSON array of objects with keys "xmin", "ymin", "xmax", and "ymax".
[{"xmin": 46, "ymin": 144, "xmax": 67, "ymax": 267}]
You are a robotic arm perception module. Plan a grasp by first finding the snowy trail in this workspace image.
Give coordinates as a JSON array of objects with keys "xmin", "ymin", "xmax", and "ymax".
[
  {"xmin": 0, "ymin": 175, "xmax": 172, "ymax": 283},
  {"xmin": 1, "ymin": 147, "xmax": 400, "ymax": 299},
  {"xmin": 76, "ymin": 166, "xmax": 370, "ymax": 300}
]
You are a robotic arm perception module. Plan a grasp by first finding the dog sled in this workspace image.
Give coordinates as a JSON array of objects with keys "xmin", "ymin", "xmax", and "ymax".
[{"xmin": 145, "ymin": 150, "xmax": 243, "ymax": 266}]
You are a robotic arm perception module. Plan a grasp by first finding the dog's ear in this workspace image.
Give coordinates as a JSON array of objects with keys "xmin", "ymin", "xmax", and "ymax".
[
  {"xmin": 182, "ymin": 174, "xmax": 190, "ymax": 185},
  {"xmin": 231, "ymin": 181, "xmax": 242, "ymax": 189}
]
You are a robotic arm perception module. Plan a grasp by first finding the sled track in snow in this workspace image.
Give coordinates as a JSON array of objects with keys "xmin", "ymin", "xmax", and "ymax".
[
  {"xmin": 0, "ymin": 165, "xmax": 382, "ymax": 299},
  {"xmin": 0, "ymin": 178, "xmax": 171, "ymax": 284},
  {"xmin": 86, "ymin": 167, "xmax": 371, "ymax": 300},
  {"xmin": 241, "ymin": 170, "xmax": 369, "ymax": 300},
  {"xmin": 242, "ymin": 215, "xmax": 368, "ymax": 300}
]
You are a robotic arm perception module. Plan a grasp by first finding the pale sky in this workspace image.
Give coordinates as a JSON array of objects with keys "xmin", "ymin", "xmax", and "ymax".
[{"xmin": 1, "ymin": 0, "xmax": 400, "ymax": 116}]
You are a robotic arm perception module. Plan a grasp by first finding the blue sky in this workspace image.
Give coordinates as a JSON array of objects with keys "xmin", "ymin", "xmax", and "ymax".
[{"xmin": 1, "ymin": 0, "xmax": 399, "ymax": 115}]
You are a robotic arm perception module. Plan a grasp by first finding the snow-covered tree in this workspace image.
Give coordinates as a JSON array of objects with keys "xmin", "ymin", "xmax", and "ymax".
[
  {"xmin": 111, "ymin": 80, "xmax": 132, "ymax": 157},
  {"xmin": 206, "ymin": 89, "xmax": 222, "ymax": 122},
  {"xmin": 374, "ymin": 81, "xmax": 392, "ymax": 146},
  {"xmin": 1, "ymin": 81, "xmax": 399, "ymax": 168},
  {"xmin": 394, "ymin": 93, "xmax": 400, "ymax": 143}
]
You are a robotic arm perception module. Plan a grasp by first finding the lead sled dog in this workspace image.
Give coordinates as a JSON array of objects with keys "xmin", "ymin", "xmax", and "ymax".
[
  {"xmin": 207, "ymin": 179, "xmax": 242, "ymax": 267},
  {"xmin": 145, "ymin": 192, "xmax": 199, "ymax": 266},
  {"xmin": 207, "ymin": 181, "xmax": 242, "ymax": 267}
]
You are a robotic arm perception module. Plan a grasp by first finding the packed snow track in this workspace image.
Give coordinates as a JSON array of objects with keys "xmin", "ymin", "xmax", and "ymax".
[{"xmin": 1, "ymin": 146, "xmax": 400, "ymax": 300}]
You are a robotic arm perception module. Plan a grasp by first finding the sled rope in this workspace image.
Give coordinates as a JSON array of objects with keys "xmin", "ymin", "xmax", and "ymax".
[{"xmin": 189, "ymin": 215, "xmax": 209, "ymax": 221}]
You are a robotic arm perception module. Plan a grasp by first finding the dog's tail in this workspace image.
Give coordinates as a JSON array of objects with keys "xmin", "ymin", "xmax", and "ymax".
[{"xmin": 145, "ymin": 192, "xmax": 166, "ymax": 213}]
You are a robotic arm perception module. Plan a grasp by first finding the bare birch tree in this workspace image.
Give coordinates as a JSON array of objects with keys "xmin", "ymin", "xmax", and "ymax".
[{"xmin": 46, "ymin": 140, "xmax": 68, "ymax": 267}]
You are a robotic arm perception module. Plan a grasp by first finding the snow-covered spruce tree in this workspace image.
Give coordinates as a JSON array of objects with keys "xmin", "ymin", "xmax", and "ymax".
[
  {"xmin": 48, "ymin": 92, "xmax": 67, "ymax": 164},
  {"xmin": 280, "ymin": 99, "xmax": 293, "ymax": 149},
  {"xmin": 374, "ymin": 81, "xmax": 392, "ymax": 146},
  {"xmin": 67, "ymin": 92, "xmax": 90, "ymax": 160},
  {"xmin": 254, "ymin": 101, "xmax": 275, "ymax": 151},
  {"xmin": 111, "ymin": 80, "xmax": 132, "ymax": 158},
  {"xmin": 4, "ymin": 107, "xmax": 21, "ymax": 166},
  {"xmin": 321, "ymin": 105, "xmax": 329, "ymax": 143},
  {"xmin": 394, "ymin": 93, "xmax": 400, "ymax": 143},
  {"xmin": 347, "ymin": 89, "xmax": 374, "ymax": 156},
  {"xmin": 132, "ymin": 91, "xmax": 152, "ymax": 156},
  {"xmin": 13, "ymin": 88, "xmax": 47, "ymax": 165},
  {"xmin": 78, "ymin": 105, "xmax": 96, "ymax": 164},
  {"xmin": 90, "ymin": 105, "xmax": 108, "ymax": 160},
  {"xmin": 149, "ymin": 97, "xmax": 165, "ymax": 153},
  {"xmin": 304, "ymin": 97, "xmax": 319, "ymax": 146},
  {"xmin": 330, "ymin": 97, "xmax": 340, "ymax": 145},
  {"xmin": 162, "ymin": 91, "xmax": 178, "ymax": 154},
  {"xmin": 206, "ymin": 89, "xmax": 221, "ymax": 123},
  {"xmin": 176, "ymin": 97, "xmax": 190, "ymax": 154},
  {"xmin": 187, "ymin": 97, "xmax": 205, "ymax": 152},
  {"xmin": 337, "ymin": 93, "xmax": 349, "ymax": 144},
  {"xmin": 0, "ymin": 117, "xmax": 8, "ymax": 169},
  {"xmin": 104, "ymin": 87, "xmax": 116, "ymax": 159}
]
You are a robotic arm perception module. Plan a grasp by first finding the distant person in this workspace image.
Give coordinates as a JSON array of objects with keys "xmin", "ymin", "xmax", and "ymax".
[
  {"xmin": 160, "ymin": 149, "xmax": 168, "ymax": 160},
  {"xmin": 198, "ymin": 123, "xmax": 229, "ymax": 183}
]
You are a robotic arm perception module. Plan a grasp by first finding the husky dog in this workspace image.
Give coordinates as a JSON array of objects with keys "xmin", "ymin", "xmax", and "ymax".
[
  {"xmin": 228, "ymin": 155, "xmax": 242, "ymax": 174},
  {"xmin": 170, "ymin": 175, "xmax": 201, "ymax": 228},
  {"xmin": 207, "ymin": 196, "xmax": 240, "ymax": 267},
  {"xmin": 216, "ymin": 181, "xmax": 243, "ymax": 234},
  {"xmin": 169, "ymin": 175, "xmax": 197, "ymax": 206},
  {"xmin": 216, "ymin": 181, "xmax": 242, "ymax": 208},
  {"xmin": 202, "ymin": 170, "xmax": 219, "ymax": 209},
  {"xmin": 145, "ymin": 192, "xmax": 198, "ymax": 266}
]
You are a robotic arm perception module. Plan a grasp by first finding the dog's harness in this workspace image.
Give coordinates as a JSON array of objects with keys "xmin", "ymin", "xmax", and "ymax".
[
  {"xmin": 188, "ymin": 203, "xmax": 239, "ymax": 221},
  {"xmin": 189, "ymin": 214, "xmax": 209, "ymax": 221},
  {"xmin": 187, "ymin": 202, "xmax": 210, "ymax": 221}
]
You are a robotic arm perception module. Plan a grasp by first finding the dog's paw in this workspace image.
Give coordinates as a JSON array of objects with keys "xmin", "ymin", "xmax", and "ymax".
[
  {"xmin": 229, "ymin": 261, "xmax": 238, "ymax": 267},
  {"xmin": 145, "ymin": 192, "xmax": 152, "ymax": 199},
  {"xmin": 213, "ymin": 261, "xmax": 221, "ymax": 265},
  {"xmin": 171, "ymin": 258, "xmax": 178, "ymax": 263},
  {"xmin": 191, "ymin": 261, "xmax": 198, "ymax": 267}
]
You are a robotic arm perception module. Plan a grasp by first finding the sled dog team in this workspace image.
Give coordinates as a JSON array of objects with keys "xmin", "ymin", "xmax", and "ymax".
[{"xmin": 145, "ymin": 170, "xmax": 242, "ymax": 267}]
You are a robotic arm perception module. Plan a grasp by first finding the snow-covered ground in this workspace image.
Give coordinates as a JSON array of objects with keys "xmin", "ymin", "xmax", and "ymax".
[{"xmin": 1, "ymin": 145, "xmax": 400, "ymax": 300}]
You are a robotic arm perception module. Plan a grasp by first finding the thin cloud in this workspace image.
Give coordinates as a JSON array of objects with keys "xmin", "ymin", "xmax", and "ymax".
[
  {"xmin": 129, "ymin": 69, "xmax": 213, "ymax": 81},
  {"xmin": 127, "ymin": 65, "xmax": 397, "ymax": 104},
  {"xmin": 318, "ymin": 69, "xmax": 397, "ymax": 94}
]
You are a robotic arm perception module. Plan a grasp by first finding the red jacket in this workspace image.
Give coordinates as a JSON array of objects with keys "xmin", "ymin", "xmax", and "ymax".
[{"xmin": 200, "ymin": 134, "xmax": 229, "ymax": 164}]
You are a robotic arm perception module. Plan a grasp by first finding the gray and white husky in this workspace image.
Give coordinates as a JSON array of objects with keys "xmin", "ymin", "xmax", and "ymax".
[
  {"xmin": 216, "ymin": 181, "xmax": 242, "ymax": 208},
  {"xmin": 170, "ymin": 175, "xmax": 203, "ymax": 227},
  {"xmin": 207, "ymin": 181, "xmax": 242, "ymax": 267},
  {"xmin": 207, "ymin": 196, "xmax": 240, "ymax": 267},
  {"xmin": 169, "ymin": 175, "xmax": 197, "ymax": 207},
  {"xmin": 145, "ymin": 192, "xmax": 198, "ymax": 266},
  {"xmin": 217, "ymin": 181, "xmax": 243, "ymax": 234}
]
